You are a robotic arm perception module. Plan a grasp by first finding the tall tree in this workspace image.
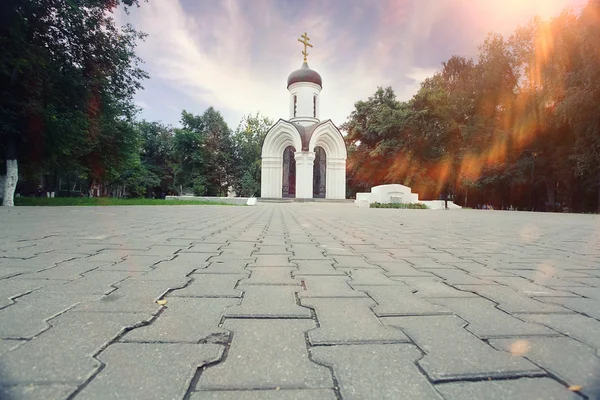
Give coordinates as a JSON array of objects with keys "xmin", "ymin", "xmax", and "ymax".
[
  {"xmin": 0, "ymin": 0, "xmax": 147, "ymax": 205},
  {"xmin": 231, "ymin": 112, "xmax": 273, "ymax": 197}
]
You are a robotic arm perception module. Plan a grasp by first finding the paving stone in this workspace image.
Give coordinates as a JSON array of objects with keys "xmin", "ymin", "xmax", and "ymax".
[
  {"xmin": 225, "ymin": 285, "xmax": 311, "ymax": 318},
  {"xmin": 430, "ymin": 253, "xmax": 468, "ymax": 264},
  {"xmin": 354, "ymin": 285, "xmax": 452, "ymax": 316},
  {"xmin": 321, "ymin": 246, "xmax": 354, "ymax": 256},
  {"xmin": 248, "ymin": 255, "xmax": 295, "ymax": 267},
  {"xmin": 76, "ymin": 279, "xmax": 187, "ymax": 314},
  {"xmin": 122, "ymin": 297, "xmax": 237, "ymax": 343},
  {"xmin": 297, "ymin": 275, "xmax": 366, "ymax": 298},
  {"xmin": 259, "ymin": 238, "xmax": 288, "ymax": 247},
  {"xmin": 292, "ymin": 260, "xmax": 344, "ymax": 276},
  {"xmin": 453, "ymin": 262, "xmax": 515, "ymax": 276},
  {"xmin": 163, "ymin": 252, "xmax": 214, "ymax": 267},
  {"xmin": 0, "ymin": 278, "xmax": 63, "ymax": 308},
  {"xmin": 0, "ymin": 247, "xmax": 54, "ymax": 259},
  {"xmin": 311, "ymin": 344, "xmax": 442, "ymax": 399},
  {"xmin": 179, "ymin": 243, "xmax": 224, "ymax": 253},
  {"xmin": 385, "ymin": 248, "xmax": 421, "ymax": 257},
  {"xmin": 490, "ymin": 337, "xmax": 600, "ymax": 399},
  {"xmin": 427, "ymin": 268, "xmax": 492, "ymax": 284},
  {"xmin": 201, "ymin": 259, "xmax": 252, "ymax": 273},
  {"xmin": 499, "ymin": 269, "xmax": 586, "ymax": 287},
  {"xmin": 396, "ymin": 277, "xmax": 476, "ymax": 297},
  {"xmin": 22, "ymin": 259, "xmax": 109, "ymax": 280},
  {"xmin": 42, "ymin": 270, "xmax": 132, "ymax": 294},
  {"xmin": 552, "ymin": 285, "xmax": 600, "ymax": 299},
  {"xmin": 130, "ymin": 264, "xmax": 198, "ymax": 281},
  {"xmin": 402, "ymin": 257, "xmax": 450, "ymax": 269},
  {"xmin": 198, "ymin": 319, "xmax": 332, "ymax": 390},
  {"xmin": 1, "ymin": 204, "xmax": 599, "ymax": 400},
  {"xmin": 435, "ymin": 378, "xmax": 578, "ymax": 400},
  {"xmin": 0, "ymin": 384, "xmax": 77, "ymax": 400},
  {"xmin": 346, "ymin": 244, "xmax": 381, "ymax": 253},
  {"xmin": 427, "ymin": 297, "xmax": 557, "ymax": 338},
  {"xmin": 490, "ymin": 276, "xmax": 579, "ymax": 297},
  {"xmin": 253, "ymin": 245, "xmax": 292, "ymax": 255},
  {"xmin": 172, "ymin": 273, "xmax": 247, "ymax": 298},
  {"xmin": 78, "ymin": 343, "xmax": 224, "ymax": 399},
  {"xmin": 0, "ymin": 292, "xmax": 99, "ymax": 339},
  {"xmin": 301, "ymin": 298, "xmax": 409, "ymax": 345},
  {"xmin": 564, "ymin": 277, "xmax": 600, "ymax": 287},
  {"xmin": 382, "ymin": 315, "xmax": 543, "ymax": 382},
  {"xmin": 0, "ymin": 339, "xmax": 26, "ymax": 355},
  {"xmin": 191, "ymin": 389, "xmax": 337, "ymax": 399},
  {"xmin": 362, "ymin": 252, "xmax": 398, "ymax": 262},
  {"xmin": 98, "ymin": 254, "xmax": 171, "ymax": 272},
  {"xmin": 0, "ymin": 311, "xmax": 148, "ymax": 383},
  {"xmin": 241, "ymin": 267, "xmax": 299, "ymax": 285},
  {"xmin": 342, "ymin": 268, "xmax": 403, "ymax": 285},
  {"xmin": 507, "ymin": 263, "xmax": 595, "ymax": 277},
  {"xmin": 332, "ymin": 256, "xmax": 375, "ymax": 269},
  {"xmin": 520, "ymin": 313, "xmax": 600, "ymax": 350},
  {"xmin": 373, "ymin": 261, "xmax": 434, "ymax": 277},
  {"xmin": 0, "ymin": 266, "xmax": 25, "ymax": 279},
  {"xmin": 455, "ymin": 285, "xmax": 570, "ymax": 313},
  {"xmin": 85, "ymin": 250, "xmax": 127, "ymax": 263}
]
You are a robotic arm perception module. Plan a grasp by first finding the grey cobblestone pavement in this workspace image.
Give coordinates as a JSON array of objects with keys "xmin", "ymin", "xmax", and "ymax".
[{"xmin": 0, "ymin": 203, "xmax": 599, "ymax": 399}]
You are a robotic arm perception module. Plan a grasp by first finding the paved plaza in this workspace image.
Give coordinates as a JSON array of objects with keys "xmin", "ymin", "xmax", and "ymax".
[{"xmin": 0, "ymin": 203, "xmax": 599, "ymax": 399}]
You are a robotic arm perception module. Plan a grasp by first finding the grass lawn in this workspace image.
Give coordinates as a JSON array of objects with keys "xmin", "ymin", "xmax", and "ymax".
[{"xmin": 14, "ymin": 197, "xmax": 238, "ymax": 206}]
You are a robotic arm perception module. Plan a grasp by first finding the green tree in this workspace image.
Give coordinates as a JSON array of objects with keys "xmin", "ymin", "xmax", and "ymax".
[
  {"xmin": 231, "ymin": 112, "xmax": 273, "ymax": 197},
  {"xmin": 0, "ymin": 0, "xmax": 147, "ymax": 205}
]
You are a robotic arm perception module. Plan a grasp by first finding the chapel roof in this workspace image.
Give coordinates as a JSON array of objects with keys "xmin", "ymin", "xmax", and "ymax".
[
  {"xmin": 287, "ymin": 62, "xmax": 322, "ymax": 88},
  {"xmin": 292, "ymin": 122, "xmax": 320, "ymax": 151}
]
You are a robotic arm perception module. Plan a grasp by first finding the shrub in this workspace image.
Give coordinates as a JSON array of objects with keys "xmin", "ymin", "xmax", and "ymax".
[{"xmin": 370, "ymin": 202, "xmax": 428, "ymax": 209}]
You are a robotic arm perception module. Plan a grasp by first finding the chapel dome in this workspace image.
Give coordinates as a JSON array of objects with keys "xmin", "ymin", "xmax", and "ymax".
[{"xmin": 287, "ymin": 62, "xmax": 322, "ymax": 88}]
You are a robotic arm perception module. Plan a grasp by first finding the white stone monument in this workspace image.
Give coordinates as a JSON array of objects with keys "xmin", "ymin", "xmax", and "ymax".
[
  {"xmin": 355, "ymin": 184, "xmax": 462, "ymax": 209},
  {"xmin": 261, "ymin": 33, "xmax": 347, "ymax": 199}
]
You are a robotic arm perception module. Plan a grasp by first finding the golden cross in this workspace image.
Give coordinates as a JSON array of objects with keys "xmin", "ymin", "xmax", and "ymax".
[{"xmin": 297, "ymin": 32, "xmax": 313, "ymax": 62}]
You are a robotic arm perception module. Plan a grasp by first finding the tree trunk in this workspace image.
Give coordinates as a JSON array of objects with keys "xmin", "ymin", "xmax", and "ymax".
[
  {"xmin": 2, "ymin": 159, "xmax": 18, "ymax": 206},
  {"xmin": 2, "ymin": 139, "xmax": 18, "ymax": 207},
  {"xmin": 546, "ymin": 180, "xmax": 556, "ymax": 212}
]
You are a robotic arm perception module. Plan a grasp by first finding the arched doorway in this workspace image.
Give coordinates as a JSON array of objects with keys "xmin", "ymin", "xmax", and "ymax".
[
  {"xmin": 313, "ymin": 146, "xmax": 326, "ymax": 198},
  {"xmin": 282, "ymin": 146, "xmax": 296, "ymax": 197}
]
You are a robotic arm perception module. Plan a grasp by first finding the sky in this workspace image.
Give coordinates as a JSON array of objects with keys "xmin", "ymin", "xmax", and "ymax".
[{"xmin": 118, "ymin": 0, "xmax": 588, "ymax": 130}]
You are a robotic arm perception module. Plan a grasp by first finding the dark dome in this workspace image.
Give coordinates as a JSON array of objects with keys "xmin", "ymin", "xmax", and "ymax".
[{"xmin": 287, "ymin": 62, "xmax": 322, "ymax": 88}]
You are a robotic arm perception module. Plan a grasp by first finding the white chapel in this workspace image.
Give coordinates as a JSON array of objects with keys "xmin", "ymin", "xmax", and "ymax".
[{"xmin": 261, "ymin": 33, "xmax": 347, "ymax": 199}]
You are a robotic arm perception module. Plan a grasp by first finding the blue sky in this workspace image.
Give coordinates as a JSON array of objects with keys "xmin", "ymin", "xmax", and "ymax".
[{"xmin": 119, "ymin": 0, "xmax": 588, "ymax": 130}]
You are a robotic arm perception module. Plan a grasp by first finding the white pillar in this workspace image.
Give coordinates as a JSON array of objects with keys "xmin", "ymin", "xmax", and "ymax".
[
  {"xmin": 261, "ymin": 157, "xmax": 282, "ymax": 198},
  {"xmin": 326, "ymin": 158, "xmax": 346, "ymax": 199},
  {"xmin": 294, "ymin": 151, "xmax": 315, "ymax": 199}
]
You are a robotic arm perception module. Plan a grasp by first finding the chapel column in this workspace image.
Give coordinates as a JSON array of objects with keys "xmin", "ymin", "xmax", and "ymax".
[{"xmin": 294, "ymin": 151, "xmax": 315, "ymax": 199}]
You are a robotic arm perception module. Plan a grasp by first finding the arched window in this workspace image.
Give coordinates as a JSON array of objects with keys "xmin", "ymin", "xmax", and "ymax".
[
  {"xmin": 293, "ymin": 95, "xmax": 297, "ymax": 117},
  {"xmin": 313, "ymin": 95, "xmax": 316, "ymax": 117}
]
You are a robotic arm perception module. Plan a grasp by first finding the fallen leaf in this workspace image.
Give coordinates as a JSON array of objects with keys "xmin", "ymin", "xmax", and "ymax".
[
  {"xmin": 156, "ymin": 299, "xmax": 167, "ymax": 305},
  {"xmin": 568, "ymin": 385, "xmax": 582, "ymax": 392}
]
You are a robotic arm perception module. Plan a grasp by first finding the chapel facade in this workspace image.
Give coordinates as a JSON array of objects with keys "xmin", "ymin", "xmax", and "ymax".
[{"xmin": 260, "ymin": 33, "xmax": 347, "ymax": 199}]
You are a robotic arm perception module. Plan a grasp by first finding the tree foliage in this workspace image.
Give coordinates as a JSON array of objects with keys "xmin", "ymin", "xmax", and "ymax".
[
  {"xmin": 344, "ymin": 0, "xmax": 600, "ymax": 212},
  {"xmin": 0, "ymin": 0, "xmax": 148, "ymax": 203}
]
